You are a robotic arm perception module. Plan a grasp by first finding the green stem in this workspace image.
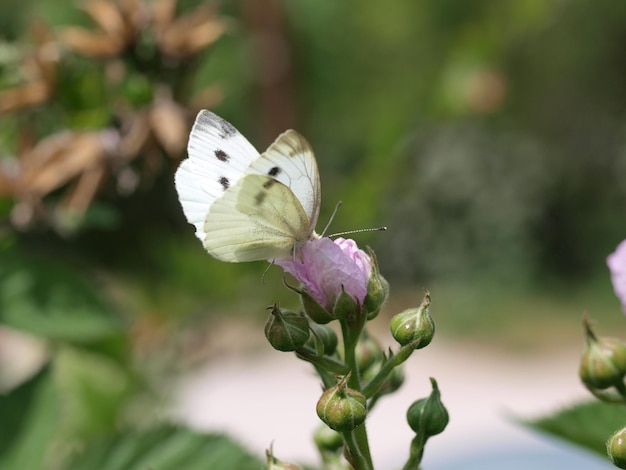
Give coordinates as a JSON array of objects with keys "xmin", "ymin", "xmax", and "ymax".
[
  {"xmin": 349, "ymin": 423, "xmax": 374, "ymax": 470},
  {"xmin": 342, "ymin": 429, "xmax": 373, "ymax": 470},
  {"xmin": 401, "ymin": 435, "xmax": 427, "ymax": 470},
  {"xmin": 314, "ymin": 364, "xmax": 338, "ymax": 391},
  {"xmin": 296, "ymin": 347, "xmax": 349, "ymax": 376},
  {"xmin": 339, "ymin": 317, "xmax": 373, "ymax": 470},
  {"xmin": 362, "ymin": 341, "xmax": 416, "ymax": 398}
]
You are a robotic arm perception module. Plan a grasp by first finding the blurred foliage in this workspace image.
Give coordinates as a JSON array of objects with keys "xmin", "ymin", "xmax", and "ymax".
[
  {"xmin": 0, "ymin": 367, "xmax": 261, "ymax": 470},
  {"xmin": 526, "ymin": 400, "xmax": 626, "ymax": 458},
  {"xmin": 64, "ymin": 427, "xmax": 262, "ymax": 470},
  {"xmin": 1, "ymin": 0, "xmax": 625, "ymax": 294},
  {"xmin": 1, "ymin": 0, "xmax": 626, "ymax": 467},
  {"xmin": 0, "ymin": 247, "xmax": 123, "ymax": 341}
]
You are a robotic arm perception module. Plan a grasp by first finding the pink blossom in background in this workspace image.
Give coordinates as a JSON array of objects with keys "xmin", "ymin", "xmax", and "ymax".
[
  {"xmin": 608, "ymin": 239, "xmax": 626, "ymax": 313},
  {"xmin": 277, "ymin": 237, "xmax": 371, "ymax": 311}
]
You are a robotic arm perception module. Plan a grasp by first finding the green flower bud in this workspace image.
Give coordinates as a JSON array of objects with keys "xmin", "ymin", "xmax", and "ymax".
[
  {"xmin": 301, "ymin": 289, "xmax": 335, "ymax": 324},
  {"xmin": 406, "ymin": 377, "xmax": 449, "ymax": 438},
  {"xmin": 264, "ymin": 304, "xmax": 310, "ymax": 352},
  {"xmin": 333, "ymin": 286, "xmax": 359, "ymax": 321},
  {"xmin": 316, "ymin": 373, "xmax": 367, "ymax": 432},
  {"xmin": 284, "ymin": 279, "xmax": 335, "ymax": 324},
  {"xmin": 306, "ymin": 323, "xmax": 338, "ymax": 355},
  {"xmin": 579, "ymin": 316, "xmax": 626, "ymax": 391},
  {"xmin": 355, "ymin": 330, "xmax": 384, "ymax": 374},
  {"xmin": 390, "ymin": 290, "xmax": 434, "ymax": 348},
  {"xmin": 608, "ymin": 427, "xmax": 626, "ymax": 469},
  {"xmin": 364, "ymin": 247, "xmax": 389, "ymax": 320},
  {"xmin": 313, "ymin": 423, "xmax": 344, "ymax": 453}
]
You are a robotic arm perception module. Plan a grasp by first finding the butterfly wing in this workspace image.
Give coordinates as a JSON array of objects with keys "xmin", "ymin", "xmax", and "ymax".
[
  {"xmin": 175, "ymin": 110, "xmax": 261, "ymax": 242},
  {"xmin": 203, "ymin": 174, "xmax": 311, "ymax": 262},
  {"xmin": 175, "ymin": 111, "xmax": 321, "ymax": 262},
  {"xmin": 245, "ymin": 130, "xmax": 321, "ymax": 234}
]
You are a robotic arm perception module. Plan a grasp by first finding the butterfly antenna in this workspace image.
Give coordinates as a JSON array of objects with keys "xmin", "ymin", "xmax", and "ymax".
[
  {"xmin": 320, "ymin": 201, "xmax": 343, "ymax": 237},
  {"xmin": 328, "ymin": 226, "xmax": 387, "ymax": 238}
]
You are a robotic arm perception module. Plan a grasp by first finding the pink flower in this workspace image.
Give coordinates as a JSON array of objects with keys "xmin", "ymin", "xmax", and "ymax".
[
  {"xmin": 608, "ymin": 239, "xmax": 626, "ymax": 313},
  {"xmin": 277, "ymin": 237, "xmax": 372, "ymax": 311}
]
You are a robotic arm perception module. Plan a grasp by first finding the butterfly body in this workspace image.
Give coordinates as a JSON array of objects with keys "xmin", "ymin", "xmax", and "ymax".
[{"xmin": 175, "ymin": 111, "xmax": 321, "ymax": 262}]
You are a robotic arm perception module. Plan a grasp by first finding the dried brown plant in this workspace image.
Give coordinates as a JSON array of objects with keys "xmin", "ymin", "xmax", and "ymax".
[{"xmin": 0, "ymin": 0, "xmax": 226, "ymax": 232}]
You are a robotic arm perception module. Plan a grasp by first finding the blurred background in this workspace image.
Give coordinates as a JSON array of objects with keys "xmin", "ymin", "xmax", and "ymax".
[{"xmin": 1, "ymin": 0, "xmax": 626, "ymax": 469}]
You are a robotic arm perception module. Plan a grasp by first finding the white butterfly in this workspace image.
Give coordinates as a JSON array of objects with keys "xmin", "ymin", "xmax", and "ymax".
[{"xmin": 174, "ymin": 110, "xmax": 321, "ymax": 262}]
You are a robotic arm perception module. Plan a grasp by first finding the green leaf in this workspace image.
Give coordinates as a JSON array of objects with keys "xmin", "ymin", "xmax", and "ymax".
[
  {"xmin": 525, "ymin": 400, "xmax": 626, "ymax": 456},
  {"xmin": 0, "ymin": 251, "xmax": 123, "ymax": 342},
  {"xmin": 0, "ymin": 366, "xmax": 59, "ymax": 470},
  {"xmin": 65, "ymin": 428, "xmax": 263, "ymax": 470},
  {"xmin": 53, "ymin": 346, "xmax": 135, "ymax": 443}
]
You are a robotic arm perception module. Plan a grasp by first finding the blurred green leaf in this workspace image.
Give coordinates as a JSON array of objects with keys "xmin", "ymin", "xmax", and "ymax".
[
  {"xmin": 54, "ymin": 346, "xmax": 135, "ymax": 442},
  {"xmin": 65, "ymin": 427, "xmax": 262, "ymax": 470},
  {"xmin": 0, "ymin": 366, "xmax": 59, "ymax": 470},
  {"xmin": 0, "ymin": 252, "xmax": 123, "ymax": 342},
  {"xmin": 525, "ymin": 400, "xmax": 626, "ymax": 456},
  {"xmin": 55, "ymin": 57, "xmax": 110, "ymax": 128}
]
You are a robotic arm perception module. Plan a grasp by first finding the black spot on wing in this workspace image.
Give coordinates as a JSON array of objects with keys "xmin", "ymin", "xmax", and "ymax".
[
  {"xmin": 197, "ymin": 112, "xmax": 238, "ymax": 139},
  {"xmin": 255, "ymin": 190, "xmax": 267, "ymax": 205},
  {"xmin": 218, "ymin": 118, "xmax": 237, "ymax": 139},
  {"xmin": 219, "ymin": 176, "xmax": 230, "ymax": 190},
  {"xmin": 215, "ymin": 149, "xmax": 229, "ymax": 162},
  {"xmin": 268, "ymin": 166, "xmax": 281, "ymax": 177},
  {"xmin": 255, "ymin": 177, "xmax": 276, "ymax": 205}
]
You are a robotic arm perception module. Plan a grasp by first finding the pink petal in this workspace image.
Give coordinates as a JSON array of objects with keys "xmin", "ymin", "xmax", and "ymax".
[{"xmin": 608, "ymin": 239, "xmax": 626, "ymax": 314}]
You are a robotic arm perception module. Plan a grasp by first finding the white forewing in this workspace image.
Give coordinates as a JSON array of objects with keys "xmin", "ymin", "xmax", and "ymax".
[
  {"xmin": 175, "ymin": 110, "xmax": 260, "ymax": 241},
  {"xmin": 245, "ymin": 130, "xmax": 321, "ymax": 232}
]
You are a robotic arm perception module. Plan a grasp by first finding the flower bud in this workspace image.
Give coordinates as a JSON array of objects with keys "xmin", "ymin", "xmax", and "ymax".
[
  {"xmin": 306, "ymin": 323, "xmax": 338, "ymax": 355},
  {"xmin": 333, "ymin": 286, "xmax": 360, "ymax": 321},
  {"xmin": 316, "ymin": 373, "xmax": 367, "ymax": 432},
  {"xmin": 264, "ymin": 304, "xmax": 310, "ymax": 352},
  {"xmin": 406, "ymin": 377, "xmax": 448, "ymax": 438},
  {"xmin": 301, "ymin": 289, "xmax": 335, "ymax": 324},
  {"xmin": 390, "ymin": 290, "xmax": 434, "ymax": 348},
  {"xmin": 355, "ymin": 330, "xmax": 384, "ymax": 374},
  {"xmin": 579, "ymin": 316, "xmax": 626, "ymax": 391},
  {"xmin": 608, "ymin": 427, "xmax": 626, "ymax": 469},
  {"xmin": 313, "ymin": 423, "xmax": 344, "ymax": 453},
  {"xmin": 364, "ymin": 247, "xmax": 389, "ymax": 320}
]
